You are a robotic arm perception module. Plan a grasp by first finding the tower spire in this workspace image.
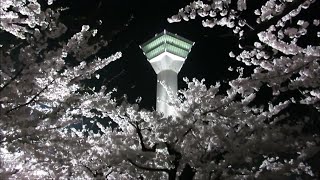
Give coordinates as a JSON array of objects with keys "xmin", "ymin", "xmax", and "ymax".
[{"xmin": 140, "ymin": 30, "xmax": 194, "ymax": 117}]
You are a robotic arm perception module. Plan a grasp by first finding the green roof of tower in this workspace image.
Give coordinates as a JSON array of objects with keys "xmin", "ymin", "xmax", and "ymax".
[{"xmin": 140, "ymin": 30, "xmax": 194, "ymax": 60}]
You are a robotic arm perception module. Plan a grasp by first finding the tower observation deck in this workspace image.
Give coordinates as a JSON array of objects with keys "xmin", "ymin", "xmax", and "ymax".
[{"xmin": 140, "ymin": 30, "xmax": 194, "ymax": 117}]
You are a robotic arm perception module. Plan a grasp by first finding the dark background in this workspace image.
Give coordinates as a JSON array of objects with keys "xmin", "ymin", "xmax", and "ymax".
[
  {"xmin": 54, "ymin": 0, "xmax": 240, "ymax": 110},
  {"xmin": 52, "ymin": 0, "xmax": 319, "ymax": 112}
]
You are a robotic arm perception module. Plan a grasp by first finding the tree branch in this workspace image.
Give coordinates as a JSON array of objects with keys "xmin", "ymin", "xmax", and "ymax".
[
  {"xmin": 175, "ymin": 101, "xmax": 233, "ymax": 144},
  {"xmin": 0, "ymin": 66, "xmax": 25, "ymax": 93},
  {"xmin": 5, "ymin": 79, "xmax": 55, "ymax": 114},
  {"xmin": 240, "ymin": 0, "xmax": 305, "ymax": 45},
  {"xmin": 251, "ymin": 58, "xmax": 319, "ymax": 82},
  {"xmin": 175, "ymin": 119, "xmax": 198, "ymax": 144},
  {"xmin": 134, "ymin": 121, "xmax": 157, "ymax": 152},
  {"xmin": 105, "ymin": 168, "xmax": 113, "ymax": 178},
  {"xmin": 127, "ymin": 158, "xmax": 168, "ymax": 172},
  {"xmin": 82, "ymin": 164, "xmax": 96, "ymax": 176}
]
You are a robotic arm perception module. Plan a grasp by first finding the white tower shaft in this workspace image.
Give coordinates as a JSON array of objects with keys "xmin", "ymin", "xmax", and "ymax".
[
  {"xmin": 149, "ymin": 52, "xmax": 185, "ymax": 117},
  {"xmin": 156, "ymin": 70, "xmax": 177, "ymax": 117},
  {"xmin": 140, "ymin": 30, "xmax": 194, "ymax": 117}
]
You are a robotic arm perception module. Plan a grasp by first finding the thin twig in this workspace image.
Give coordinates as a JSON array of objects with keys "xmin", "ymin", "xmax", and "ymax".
[
  {"xmin": 0, "ymin": 66, "xmax": 25, "ymax": 93},
  {"xmin": 127, "ymin": 158, "xmax": 168, "ymax": 172},
  {"xmin": 6, "ymin": 79, "xmax": 55, "ymax": 114}
]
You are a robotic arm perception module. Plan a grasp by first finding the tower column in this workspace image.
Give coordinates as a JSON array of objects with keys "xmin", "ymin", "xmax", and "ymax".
[
  {"xmin": 140, "ymin": 30, "xmax": 194, "ymax": 117},
  {"xmin": 156, "ymin": 70, "xmax": 178, "ymax": 117}
]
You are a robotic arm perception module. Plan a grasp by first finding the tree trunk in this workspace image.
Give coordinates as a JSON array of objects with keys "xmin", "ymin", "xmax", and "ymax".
[
  {"xmin": 167, "ymin": 164, "xmax": 196, "ymax": 180},
  {"xmin": 179, "ymin": 164, "xmax": 195, "ymax": 180},
  {"xmin": 168, "ymin": 170, "xmax": 177, "ymax": 180}
]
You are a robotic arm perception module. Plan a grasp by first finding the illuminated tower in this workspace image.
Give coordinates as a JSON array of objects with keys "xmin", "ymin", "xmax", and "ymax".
[{"xmin": 140, "ymin": 30, "xmax": 194, "ymax": 117}]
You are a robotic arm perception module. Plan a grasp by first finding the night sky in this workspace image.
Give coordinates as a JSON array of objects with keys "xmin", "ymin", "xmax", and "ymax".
[
  {"xmin": 59, "ymin": 0, "xmax": 240, "ymax": 110},
  {"xmin": 54, "ymin": 0, "xmax": 318, "ymax": 111}
]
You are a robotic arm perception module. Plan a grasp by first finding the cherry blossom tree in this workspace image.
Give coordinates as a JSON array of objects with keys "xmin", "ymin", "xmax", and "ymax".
[
  {"xmin": 1, "ymin": 0, "xmax": 121, "ymax": 178},
  {"xmin": 165, "ymin": 0, "xmax": 320, "ymax": 179},
  {"xmin": 168, "ymin": 0, "xmax": 320, "ymax": 109},
  {"xmin": 1, "ymin": 0, "xmax": 319, "ymax": 180},
  {"xmin": 63, "ymin": 78, "xmax": 317, "ymax": 179}
]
